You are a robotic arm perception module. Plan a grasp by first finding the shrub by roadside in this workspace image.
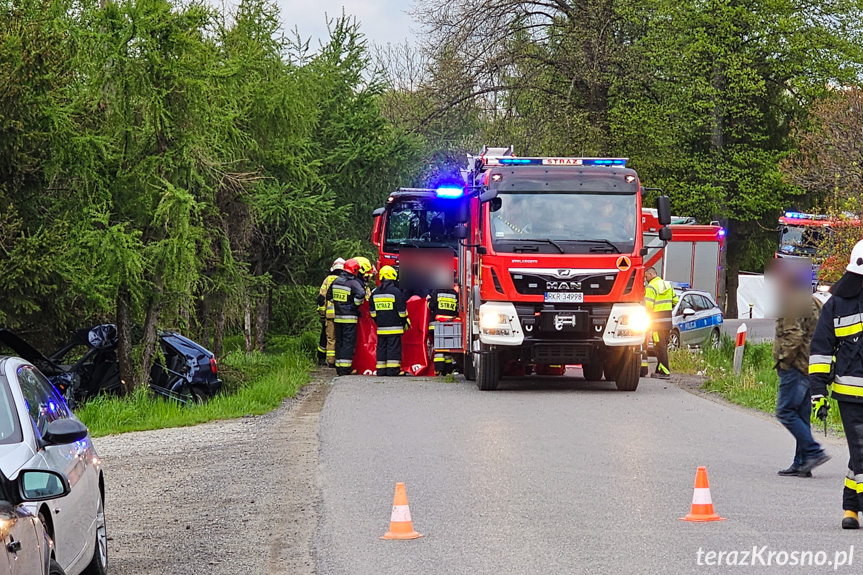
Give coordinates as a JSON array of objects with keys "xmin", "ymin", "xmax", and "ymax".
[
  {"xmin": 670, "ymin": 336, "xmax": 843, "ymax": 433},
  {"xmin": 76, "ymin": 333, "xmax": 318, "ymax": 437}
]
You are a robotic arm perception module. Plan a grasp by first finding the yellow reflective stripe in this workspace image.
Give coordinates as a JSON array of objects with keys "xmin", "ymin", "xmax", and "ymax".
[
  {"xmin": 836, "ymin": 323, "xmax": 863, "ymax": 337},
  {"xmin": 374, "ymin": 294, "xmax": 396, "ymax": 301},
  {"xmin": 809, "ymin": 364, "xmax": 831, "ymax": 374},
  {"xmin": 398, "ymin": 311, "xmax": 408, "ymax": 317},
  {"xmin": 377, "ymin": 327, "xmax": 404, "ymax": 335},
  {"xmin": 831, "ymin": 383, "xmax": 863, "ymax": 397},
  {"xmin": 386, "ymin": 361, "xmax": 400, "ymax": 368},
  {"xmin": 376, "ymin": 361, "xmax": 387, "ymax": 368},
  {"xmin": 334, "ymin": 317, "xmax": 358, "ymax": 324}
]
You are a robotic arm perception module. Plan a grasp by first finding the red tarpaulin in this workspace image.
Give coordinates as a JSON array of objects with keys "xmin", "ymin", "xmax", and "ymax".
[{"xmin": 351, "ymin": 295, "xmax": 434, "ymax": 376}]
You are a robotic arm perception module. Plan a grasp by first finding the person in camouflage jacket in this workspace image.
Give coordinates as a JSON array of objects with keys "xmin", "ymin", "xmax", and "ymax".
[{"xmin": 773, "ymin": 283, "xmax": 827, "ymax": 478}]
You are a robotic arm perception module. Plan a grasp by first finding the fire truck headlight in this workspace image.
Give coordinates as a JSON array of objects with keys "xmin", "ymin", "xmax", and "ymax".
[
  {"xmin": 625, "ymin": 309, "xmax": 651, "ymax": 333},
  {"xmin": 480, "ymin": 311, "xmax": 506, "ymax": 328}
]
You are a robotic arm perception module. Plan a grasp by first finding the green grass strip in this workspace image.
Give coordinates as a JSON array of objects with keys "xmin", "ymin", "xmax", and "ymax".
[{"xmin": 76, "ymin": 333, "xmax": 317, "ymax": 437}]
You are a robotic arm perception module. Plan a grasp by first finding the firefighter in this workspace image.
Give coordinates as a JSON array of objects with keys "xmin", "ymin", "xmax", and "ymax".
[
  {"xmin": 809, "ymin": 242, "xmax": 863, "ymax": 528},
  {"xmin": 429, "ymin": 283, "xmax": 459, "ymax": 375},
  {"xmin": 327, "ymin": 258, "xmax": 366, "ymax": 376},
  {"xmin": 316, "ymin": 257, "xmax": 344, "ymax": 367},
  {"xmin": 644, "ymin": 267, "xmax": 678, "ymax": 379},
  {"xmin": 354, "ymin": 256, "xmax": 376, "ymax": 297},
  {"xmin": 370, "ymin": 266, "xmax": 409, "ymax": 376}
]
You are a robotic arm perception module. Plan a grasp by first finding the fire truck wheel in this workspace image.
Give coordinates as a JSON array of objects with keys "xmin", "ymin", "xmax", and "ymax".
[
  {"xmin": 582, "ymin": 363, "xmax": 603, "ymax": 382},
  {"xmin": 476, "ymin": 345, "xmax": 500, "ymax": 391},
  {"xmin": 612, "ymin": 347, "xmax": 640, "ymax": 392}
]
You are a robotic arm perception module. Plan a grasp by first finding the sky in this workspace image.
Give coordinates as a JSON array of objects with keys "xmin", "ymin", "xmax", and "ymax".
[{"xmin": 274, "ymin": 0, "xmax": 419, "ymax": 48}]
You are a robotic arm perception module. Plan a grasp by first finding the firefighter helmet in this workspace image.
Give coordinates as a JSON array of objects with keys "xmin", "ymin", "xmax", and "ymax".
[
  {"xmin": 331, "ymin": 257, "xmax": 346, "ymax": 272},
  {"xmin": 379, "ymin": 266, "xmax": 398, "ymax": 281},
  {"xmin": 355, "ymin": 256, "xmax": 374, "ymax": 278},
  {"xmin": 343, "ymin": 259, "xmax": 360, "ymax": 276},
  {"xmin": 848, "ymin": 240, "xmax": 863, "ymax": 274}
]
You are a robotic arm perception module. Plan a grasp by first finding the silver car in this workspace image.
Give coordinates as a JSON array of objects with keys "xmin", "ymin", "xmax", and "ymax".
[
  {"xmin": 0, "ymin": 357, "xmax": 106, "ymax": 575},
  {"xmin": 669, "ymin": 289, "xmax": 724, "ymax": 349}
]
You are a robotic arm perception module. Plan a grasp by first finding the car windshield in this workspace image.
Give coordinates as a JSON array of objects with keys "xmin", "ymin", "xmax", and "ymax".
[
  {"xmin": 384, "ymin": 198, "xmax": 459, "ymax": 253},
  {"xmin": 0, "ymin": 372, "xmax": 22, "ymax": 445},
  {"xmin": 779, "ymin": 225, "xmax": 823, "ymax": 256},
  {"xmin": 489, "ymin": 192, "xmax": 638, "ymax": 253}
]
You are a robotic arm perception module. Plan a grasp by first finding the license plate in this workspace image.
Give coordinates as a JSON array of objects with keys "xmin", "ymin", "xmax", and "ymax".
[{"xmin": 544, "ymin": 292, "xmax": 584, "ymax": 303}]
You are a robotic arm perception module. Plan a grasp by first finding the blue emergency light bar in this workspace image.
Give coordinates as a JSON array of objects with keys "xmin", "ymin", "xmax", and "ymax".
[
  {"xmin": 435, "ymin": 185, "xmax": 464, "ymax": 198},
  {"xmin": 784, "ymin": 211, "xmax": 828, "ymax": 220},
  {"xmin": 494, "ymin": 157, "xmax": 627, "ymax": 167}
]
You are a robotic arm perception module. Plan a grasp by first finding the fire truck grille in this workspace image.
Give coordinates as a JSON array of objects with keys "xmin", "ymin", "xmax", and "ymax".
[
  {"xmin": 533, "ymin": 343, "xmax": 592, "ymax": 364},
  {"xmin": 510, "ymin": 271, "xmax": 618, "ymax": 296}
]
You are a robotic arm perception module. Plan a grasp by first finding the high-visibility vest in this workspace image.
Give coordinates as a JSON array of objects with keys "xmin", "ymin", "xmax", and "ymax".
[
  {"xmin": 318, "ymin": 274, "xmax": 338, "ymax": 319},
  {"xmin": 645, "ymin": 277, "xmax": 677, "ymax": 315}
]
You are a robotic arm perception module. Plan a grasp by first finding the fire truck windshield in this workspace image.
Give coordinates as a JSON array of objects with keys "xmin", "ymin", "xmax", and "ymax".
[
  {"xmin": 489, "ymin": 192, "xmax": 637, "ymax": 254},
  {"xmin": 384, "ymin": 199, "xmax": 459, "ymax": 253},
  {"xmin": 779, "ymin": 224, "xmax": 823, "ymax": 257}
]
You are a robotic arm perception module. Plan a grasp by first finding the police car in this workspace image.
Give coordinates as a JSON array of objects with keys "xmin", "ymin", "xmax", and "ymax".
[{"xmin": 667, "ymin": 286, "xmax": 724, "ymax": 349}]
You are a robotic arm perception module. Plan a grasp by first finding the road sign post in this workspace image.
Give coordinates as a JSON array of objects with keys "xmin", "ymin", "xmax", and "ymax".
[{"xmin": 733, "ymin": 323, "xmax": 747, "ymax": 375}]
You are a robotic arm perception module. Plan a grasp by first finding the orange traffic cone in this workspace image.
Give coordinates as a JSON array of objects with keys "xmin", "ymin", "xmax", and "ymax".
[
  {"xmin": 680, "ymin": 466, "xmax": 726, "ymax": 522},
  {"xmin": 381, "ymin": 482, "xmax": 423, "ymax": 540}
]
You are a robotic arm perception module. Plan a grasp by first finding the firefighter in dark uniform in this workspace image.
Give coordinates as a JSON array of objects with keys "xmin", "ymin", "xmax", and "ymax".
[
  {"xmin": 370, "ymin": 266, "xmax": 409, "ymax": 376},
  {"xmin": 327, "ymin": 258, "xmax": 366, "ymax": 376},
  {"xmin": 429, "ymin": 284, "xmax": 459, "ymax": 375},
  {"xmin": 644, "ymin": 267, "xmax": 678, "ymax": 379},
  {"xmin": 810, "ymin": 241, "xmax": 863, "ymax": 528}
]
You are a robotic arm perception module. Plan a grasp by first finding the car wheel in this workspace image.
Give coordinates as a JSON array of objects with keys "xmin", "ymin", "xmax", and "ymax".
[
  {"xmin": 668, "ymin": 329, "xmax": 681, "ymax": 350},
  {"xmin": 81, "ymin": 496, "xmax": 107, "ymax": 575},
  {"xmin": 190, "ymin": 385, "xmax": 207, "ymax": 405},
  {"xmin": 709, "ymin": 328, "xmax": 721, "ymax": 349},
  {"xmin": 49, "ymin": 559, "xmax": 67, "ymax": 575}
]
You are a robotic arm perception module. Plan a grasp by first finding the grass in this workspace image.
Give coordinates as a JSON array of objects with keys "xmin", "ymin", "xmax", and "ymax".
[
  {"xmin": 75, "ymin": 332, "xmax": 317, "ymax": 437},
  {"xmin": 670, "ymin": 336, "xmax": 844, "ymax": 432}
]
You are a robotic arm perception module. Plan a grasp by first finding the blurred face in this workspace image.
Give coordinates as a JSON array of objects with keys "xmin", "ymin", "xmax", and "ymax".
[{"xmin": 766, "ymin": 258, "xmax": 812, "ymax": 318}]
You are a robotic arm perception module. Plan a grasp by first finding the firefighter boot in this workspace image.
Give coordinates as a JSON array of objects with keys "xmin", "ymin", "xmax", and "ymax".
[{"xmin": 843, "ymin": 510, "xmax": 860, "ymax": 530}]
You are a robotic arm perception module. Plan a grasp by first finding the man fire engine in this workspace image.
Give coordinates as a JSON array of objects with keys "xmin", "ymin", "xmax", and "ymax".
[{"xmin": 437, "ymin": 146, "xmax": 672, "ymax": 391}]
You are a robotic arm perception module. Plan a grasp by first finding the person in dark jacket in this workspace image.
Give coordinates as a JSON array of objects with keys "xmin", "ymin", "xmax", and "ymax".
[
  {"xmin": 327, "ymin": 258, "xmax": 366, "ymax": 376},
  {"xmin": 370, "ymin": 266, "xmax": 409, "ymax": 376},
  {"xmin": 429, "ymin": 285, "xmax": 459, "ymax": 375},
  {"xmin": 771, "ymin": 260, "xmax": 825, "ymax": 477},
  {"xmin": 810, "ymin": 240, "xmax": 863, "ymax": 528}
]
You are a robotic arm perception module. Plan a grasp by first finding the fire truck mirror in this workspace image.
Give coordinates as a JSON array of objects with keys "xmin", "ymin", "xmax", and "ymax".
[
  {"xmin": 455, "ymin": 201, "xmax": 469, "ymax": 224},
  {"xmin": 659, "ymin": 227, "xmax": 673, "ymax": 242},
  {"xmin": 488, "ymin": 197, "xmax": 502, "ymax": 213},
  {"xmin": 372, "ymin": 207, "xmax": 384, "ymax": 217},
  {"xmin": 657, "ymin": 195, "xmax": 672, "ymax": 226},
  {"xmin": 640, "ymin": 247, "xmax": 649, "ymax": 257},
  {"xmin": 479, "ymin": 189, "xmax": 498, "ymax": 203},
  {"xmin": 452, "ymin": 224, "xmax": 468, "ymax": 240}
]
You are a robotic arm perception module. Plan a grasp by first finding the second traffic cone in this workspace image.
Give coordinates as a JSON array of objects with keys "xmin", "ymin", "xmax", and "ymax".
[
  {"xmin": 680, "ymin": 466, "xmax": 726, "ymax": 522},
  {"xmin": 381, "ymin": 482, "xmax": 423, "ymax": 540}
]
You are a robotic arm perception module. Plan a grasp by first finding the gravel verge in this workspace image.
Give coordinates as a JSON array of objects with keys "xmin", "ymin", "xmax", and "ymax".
[{"xmin": 95, "ymin": 370, "xmax": 331, "ymax": 575}]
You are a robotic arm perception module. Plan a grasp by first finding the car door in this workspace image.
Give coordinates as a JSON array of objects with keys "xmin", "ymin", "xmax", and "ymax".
[
  {"xmin": 677, "ymin": 294, "xmax": 697, "ymax": 347},
  {"xmin": 0, "ymin": 502, "xmax": 44, "ymax": 575},
  {"xmin": 693, "ymin": 295, "xmax": 717, "ymax": 346},
  {"xmin": 15, "ymin": 366, "xmax": 91, "ymax": 570}
]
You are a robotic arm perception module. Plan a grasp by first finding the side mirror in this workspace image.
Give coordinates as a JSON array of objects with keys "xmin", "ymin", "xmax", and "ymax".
[
  {"xmin": 639, "ymin": 247, "xmax": 649, "ymax": 256},
  {"xmin": 658, "ymin": 227, "xmax": 672, "ymax": 241},
  {"xmin": 657, "ymin": 195, "xmax": 672, "ymax": 226},
  {"xmin": 42, "ymin": 419, "xmax": 89, "ymax": 445},
  {"xmin": 372, "ymin": 207, "xmax": 385, "ymax": 217},
  {"xmin": 17, "ymin": 469, "xmax": 70, "ymax": 501},
  {"xmin": 488, "ymin": 197, "xmax": 502, "ymax": 213},
  {"xmin": 452, "ymin": 225, "xmax": 468, "ymax": 240},
  {"xmin": 455, "ymin": 201, "xmax": 469, "ymax": 224},
  {"xmin": 683, "ymin": 308, "xmax": 696, "ymax": 317},
  {"xmin": 479, "ymin": 189, "xmax": 498, "ymax": 203}
]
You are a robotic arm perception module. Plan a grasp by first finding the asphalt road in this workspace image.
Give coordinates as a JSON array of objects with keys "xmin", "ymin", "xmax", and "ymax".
[
  {"xmin": 722, "ymin": 318, "xmax": 775, "ymax": 342},
  {"xmin": 315, "ymin": 371, "xmax": 856, "ymax": 575}
]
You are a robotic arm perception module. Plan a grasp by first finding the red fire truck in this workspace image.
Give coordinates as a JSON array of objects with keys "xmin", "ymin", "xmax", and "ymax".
[
  {"xmin": 375, "ymin": 147, "xmax": 672, "ymax": 391},
  {"xmin": 777, "ymin": 211, "xmax": 860, "ymax": 286}
]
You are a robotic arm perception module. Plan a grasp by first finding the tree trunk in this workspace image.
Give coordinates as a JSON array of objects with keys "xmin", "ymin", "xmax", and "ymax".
[
  {"xmin": 116, "ymin": 286, "xmax": 135, "ymax": 396},
  {"xmin": 243, "ymin": 291, "xmax": 253, "ymax": 353},
  {"xmin": 199, "ymin": 295, "xmax": 210, "ymax": 350},
  {"xmin": 213, "ymin": 298, "xmax": 225, "ymax": 358},
  {"xmin": 254, "ymin": 289, "xmax": 270, "ymax": 352},
  {"xmin": 137, "ymin": 293, "xmax": 162, "ymax": 389}
]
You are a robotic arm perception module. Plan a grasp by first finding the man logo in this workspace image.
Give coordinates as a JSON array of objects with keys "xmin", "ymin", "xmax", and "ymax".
[
  {"xmin": 546, "ymin": 281, "xmax": 582, "ymax": 290},
  {"xmin": 556, "ymin": 269, "xmax": 575, "ymax": 278}
]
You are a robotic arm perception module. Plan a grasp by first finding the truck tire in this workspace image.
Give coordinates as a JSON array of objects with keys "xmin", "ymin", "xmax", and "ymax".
[
  {"xmin": 612, "ymin": 347, "xmax": 640, "ymax": 392},
  {"xmin": 464, "ymin": 351, "xmax": 477, "ymax": 381},
  {"xmin": 476, "ymin": 344, "xmax": 500, "ymax": 391},
  {"xmin": 582, "ymin": 363, "xmax": 603, "ymax": 381}
]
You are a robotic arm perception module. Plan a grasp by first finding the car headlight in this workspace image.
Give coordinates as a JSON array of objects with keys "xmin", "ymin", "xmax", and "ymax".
[
  {"xmin": 625, "ymin": 308, "xmax": 651, "ymax": 332},
  {"xmin": 480, "ymin": 311, "xmax": 506, "ymax": 328}
]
